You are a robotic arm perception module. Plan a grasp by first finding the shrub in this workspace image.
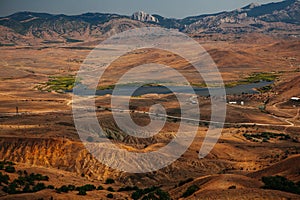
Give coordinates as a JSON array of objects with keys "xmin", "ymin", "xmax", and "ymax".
[
  {"xmin": 143, "ymin": 186, "xmax": 158, "ymax": 194},
  {"xmin": 118, "ymin": 186, "xmax": 139, "ymax": 192},
  {"xmin": 29, "ymin": 173, "xmax": 49, "ymax": 181},
  {"xmin": 5, "ymin": 166, "xmax": 16, "ymax": 173},
  {"xmin": 56, "ymin": 185, "xmax": 69, "ymax": 193},
  {"xmin": 1, "ymin": 171, "xmax": 50, "ymax": 194},
  {"xmin": 0, "ymin": 172, "xmax": 9, "ymax": 185},
  {"xmin": 105, "ymin": 178, "xmax": 115, "ymax": 184},
  {"xmin": 178, "ymin": 178, "xmax": 194, "ymax": 187},
  {"xmin": 262, "ymin": 176, "xmax": 300, "ymax": 195},
  {"xmin": 228, "ymin": 185, "xmax": 236, "ymax": 189},
  {"xmin": 5, "ymin": 161, "xmax": 15, "ymax": 166},
  {"xmin": 97, "ymin": 185, "xmax": 104, "ymax": 190},
  {"xmin": 262, "ymin": 138, "xmax": 268, "ymax": 143},
  {"xmin": 2, "ymin": 182, "xmax": 18, "ymax": 194},
  {"xmin": 32, "ymin": 183, "xmax": 46, "ymax": 192},
  {"xmin": 47, "ymin": 185, "xmax": 55, "ymax": 189},
  {"xmin": 79, "ymin": 184, "xmax": 96, "ymax": 191},
  {"xmin": 243, "ymin": 132, "xmax": 290, "ymax": 142},
  {"xmin": 131, "ymin": 186, "xmax": 158, "ymax": 200},
  {"xmin": 22, "ymin": 183, "xmax": 31, "ymax": 193},
  {"xmin": 152, "ymin": 189, "xmax": 170, "ymax": 200},
  {"xmin": 17, "ymin": 170, "xmax": 23, "ymax": 175},
  {"xmin": 67, "ymin": 185, "xmax": 76, "ymax": 191},
  {"xmin": 107, "ymin": 186, "xmax": 115, "ymax": 192},
  {"xmin": 77, "ymin": 189, "xmax": 87, "ymax": 195},
  {"xmin": 86, "ymin": 136, "xmax": 94, "ymax": 142},
  {"xmin": 107, "ymin": 193, "xmax": 114, "ymax": 198},
  {"xmin": 181, "ymin": 185, "xmax": 199, "ymax": 198},
  {"xmin": 135, "ymin": 188, "xmax": 170, "ymax": 200}
]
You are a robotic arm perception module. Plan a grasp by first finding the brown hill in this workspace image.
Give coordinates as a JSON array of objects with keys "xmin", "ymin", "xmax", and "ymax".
[{"xmin": 248, "ymin": 155, "xmax": 300, "ymax": 181}]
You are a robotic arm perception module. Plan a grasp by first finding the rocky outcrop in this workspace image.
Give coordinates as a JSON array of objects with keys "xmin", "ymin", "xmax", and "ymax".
[
  {"xmin": 131, "ymin": 11, "xmax": 159, "ymax": 23},
  {"xmin": 0, "ymin": 137, "xmax": 122, "ymax": 181},
  {"xmin": 0, "ymin": 136, "xmax": 232, "ymax": 185}
]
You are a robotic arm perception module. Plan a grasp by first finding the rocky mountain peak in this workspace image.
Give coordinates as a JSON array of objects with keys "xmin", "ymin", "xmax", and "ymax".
[
  {"xmin": 131, "ymin": 11, "xmax": 159, "ymax": 23},
  {"xmin": 242, "ymin": 2, "xmax": 261, "ymax": 10}
]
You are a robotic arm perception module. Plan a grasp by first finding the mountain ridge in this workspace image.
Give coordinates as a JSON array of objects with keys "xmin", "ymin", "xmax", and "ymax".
[{"xmin": 0, "ymin": 0, "xmax": 299, "ymax": 45}]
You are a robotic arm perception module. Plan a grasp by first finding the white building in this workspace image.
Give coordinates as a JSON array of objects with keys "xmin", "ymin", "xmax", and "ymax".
[
  {"xmin": 291, "ymin": 97, "xmax": 300, "ymax": 101},
  {"xmin": 191, "ymin": 100, "xmax": 197, "ymax": 104}
]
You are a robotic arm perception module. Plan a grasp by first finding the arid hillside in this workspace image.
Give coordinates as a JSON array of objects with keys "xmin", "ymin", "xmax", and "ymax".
[{"xmin": 0, "ymin": 1, "xmax": 299, "ymax": 199}]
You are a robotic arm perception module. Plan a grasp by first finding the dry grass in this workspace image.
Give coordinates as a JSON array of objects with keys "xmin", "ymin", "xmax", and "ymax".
[{"xmin": 0, "ymin": 34, "xmax": 299, "ymax": 199}]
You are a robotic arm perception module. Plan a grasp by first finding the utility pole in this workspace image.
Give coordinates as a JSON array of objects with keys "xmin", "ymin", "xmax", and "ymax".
[{"xmin": 16, "ymin": 99, "xmax": 19, "ymax": 116}]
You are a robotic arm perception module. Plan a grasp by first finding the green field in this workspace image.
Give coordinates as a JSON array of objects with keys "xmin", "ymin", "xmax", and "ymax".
[
  {"xmin": 37, "ymin": 76, "xmax": 78, "ymax": 92},
  {"xmin": 225, "ymin": 72, "xmax": 278, "ymax": 88}
]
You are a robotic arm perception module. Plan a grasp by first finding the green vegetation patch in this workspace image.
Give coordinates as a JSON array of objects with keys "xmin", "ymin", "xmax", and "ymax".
[
  {"xmin": 0, "ymin": 162, "xmax": 115, "ymax": 196},
  {"xmin": 118, "ymin": 186, "xmax": 139, "ymax": 192},
  {"xmin": 191, "ymin": 72, "xmax": 278, "ymax": 89},
  {"xmin": 178, "ymin": 178, "xmax": 194, "ymax": 187},
  {"xmin": 0, "ymin": 161, "xmax": 16, "ymax": 173},
  {"xmin": 243, "ymin": 132, "xmax": 290, "ymax": 142},
  {"xmin": 97, "ymin": 85, "xmax": 115, "ymax": 90},
  {"xmin": 191, "ymin": 83, "xmax": 207, "ymax": 88},
  {"xmin": 37, "ymin": 75, "xmax": 79, "ymax": 92},
  {"xmin": 131, "ymin": 186, "xmax": 171, "ymax": 200},
  {"xmin": 77, "ymin": 189, "xmax": 87, "ymax": 195},
  {"xmin": 141, "ymin": 188, "xmax": 171, "ymax": 200},
  {"xmin": 262, "ymin": 176, "xmax": 300, "ymax": 195},
  {"xmin": 225, "ymin": 72, "xmax": 278, "ymax": 88},
  {"xmin": 107, "ymin": 186, "xmax": 115, "ymax": 192},
  {"xmin": 76, "ymin": 184, "xmax": 96, "ymax": 192},
  {"xmin": 105, "ymin": 178, "xmax": 115, "ymax": 184},
  {"xmin": 97, "ymin": 81, "xmax": 177, "ymax": 91},
  {"xmin": 97, "ymin": 185, "xmax": 104, "ymax": 190},
  {"xmin": 1, "ymin": 169, "xmax": 50, "ymax": 194},
  {"xmin": 42, "ymin": 40, "xmax": 64, "ymax": 44},
  {"xmin": 242, "ymin": 72, "xmax": 277, "ymax": 83},
  {"xmin": 107, "ymin": 193, "xmax": 114, "ymax": 198},
  {"xmin": 56, "ymin": 183, "xmax": 98, "ymax": 194},
  {"xmin": 0, "ymin": 172, "xmax": 9, "ymax": 185},
  {"xmin": 181, "ymin": 185, "xmax": 199, "ymax": 198},
  {"xmin": 56, "ymin": 184, "xmax": 76, "ymax": 193},
  {"xmin": 65, "ymin": 38, "xmax": 84, "ymax": 43},
  {"xmin": 0, "ymin": 43, "xmax": 15, "ymax": 47},
  {"xmin": 257, "ymin": 85, "xmax": 273, "ymax": 93}
]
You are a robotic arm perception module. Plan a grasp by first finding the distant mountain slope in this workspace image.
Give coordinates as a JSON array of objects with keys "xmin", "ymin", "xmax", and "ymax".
[
  {"xmin": 0, "ymin": 0, "xmax": 299, "ymax": 45},
  {"xmin": 0, "ymin": 12, "xmax": 150, "ymax": 45},
  {"xmin": 182, "ymin": 0, "xmax": 300, "ymax": 34},
  {"xmin": 245, "ymin": 0, "xmax": 299, "ymax": 23}
]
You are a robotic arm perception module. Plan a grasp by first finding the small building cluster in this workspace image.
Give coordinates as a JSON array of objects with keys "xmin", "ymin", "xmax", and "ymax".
[
  {"xmin": 291, "ymin": 97, "xmax": 300, "ymax": 101},
  {"xmin": 190, "ymin": 95, "xmax": 198, "ymax": 104},
  {"xmin": 228, "ymin": 101, "xmax": 244, "ymax": 106},
  {"xmin": 290, "ymin": 97, "xmax": 300, "ymax": 108}
]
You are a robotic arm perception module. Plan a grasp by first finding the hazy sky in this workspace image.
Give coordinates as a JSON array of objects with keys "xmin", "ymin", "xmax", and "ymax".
[{"xmin": 0, "ymin": 0, "xmax": 283, "ymax": 18}]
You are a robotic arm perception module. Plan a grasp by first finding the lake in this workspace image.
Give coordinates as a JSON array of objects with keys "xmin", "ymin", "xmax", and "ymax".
[{"xmin": 71, "ymin": 81, "xmax": 272, "ymax": 97}]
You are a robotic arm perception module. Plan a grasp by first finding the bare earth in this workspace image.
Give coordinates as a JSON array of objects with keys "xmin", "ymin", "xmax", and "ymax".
[{"xmin": 0, "ymin": 34, "xmax": 299, "ymax": 199}]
